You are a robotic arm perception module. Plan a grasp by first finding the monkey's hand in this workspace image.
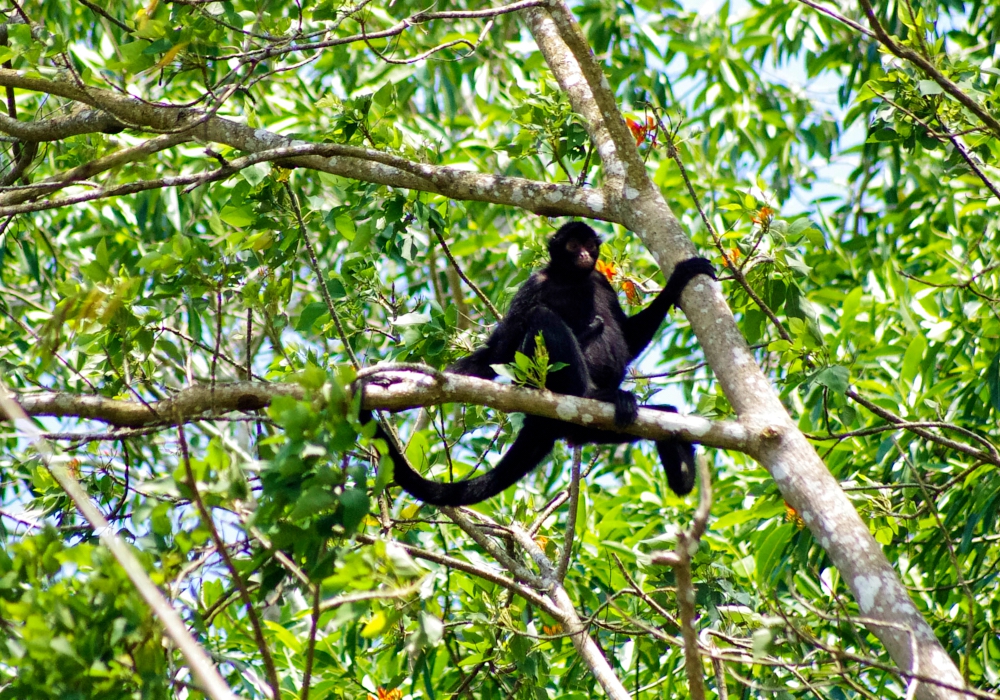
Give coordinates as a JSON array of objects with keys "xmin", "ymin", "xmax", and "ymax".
[
  {"xmin": 666, "ymin": 257, "xmax": 717, "ymax": 309},
  {"xmin": 613, "ymin": 390, "xmax": 639, "ymax": 428},
  {"xmin": 577, "ymin": 316, "xmax": 604, "ymax": 344},
  {"xmin": 448, "ymin": 346, "xmax": 498, "ymax": 379}
]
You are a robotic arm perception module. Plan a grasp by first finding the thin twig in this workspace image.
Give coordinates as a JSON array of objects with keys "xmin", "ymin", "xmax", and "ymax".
[
  {"xmin": 846, "ymin": 388, "xmax": 999, "ymax": 466},
  {"xmin": 650, "ymin": 456, "xmax": 713, "ymax": 700},
  {"xmin": 856, "ymin": 0, "xmax": 1000, "ymax": 139},
  {"xmin": 658, "ymin": 119, "xmax": 791, "ymax": 344},
  {"xmin": 793, "ymin": 0, "xmax": 873, "ymax": 36},
  {"xmin": 285, "ymin": 181, "xmax": 360, "ymax": 368},
  {"xmin": 442, "ymin": 506, "xmax": 544, "ymax": 587},
  {"xmin": 893, "ymin": 438, "xmax": 976, "ymax": 683},
  {"xmin": 431, "ymin": 224, "xmax": 501, "ymax": 321},
  {"xmin": 870, "ymin": 87, "xmax": 1000, "ymax": 201},
  {"xmin": 554, "ymin": 445, "xmax": 581, "ymax": 581},
  {"xmin": 301, "ymin": 586, "xmax": 321, "ymax": 700},
  {"xmin": 354, "ymin": 533, "xmax": 556, "ymax": 613}
]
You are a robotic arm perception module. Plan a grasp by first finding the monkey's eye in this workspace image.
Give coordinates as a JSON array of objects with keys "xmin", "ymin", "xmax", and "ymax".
[{"xmin": 567, "ymin": 240, "xmax": 581, "ymax": 252}]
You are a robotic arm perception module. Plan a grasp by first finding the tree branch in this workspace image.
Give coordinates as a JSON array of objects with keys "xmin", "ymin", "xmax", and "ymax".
[
  {"xmin": 856, "ymin": 0, "xmax": 1000, "ymax": 139},
  {"xmin": 8, "ymin": 369, "xmax": 750, "ymax": 452},
  {"xmin": 0, "ymin": 70, "xmax": 611, "ymax": 220},
  {"xmin": 0, "ymin": 107, "xmax": 124, "ymax": 141},
  {"xmin": 0, "ymin": 131, "xmax": 191, "ymax": 205}
]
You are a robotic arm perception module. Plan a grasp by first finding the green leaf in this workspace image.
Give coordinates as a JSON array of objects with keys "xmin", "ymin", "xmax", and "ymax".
[
  {"xmin": 840, "ymin": 286, "xmax": 863, "ymax": 338},
  {"xmin": 220, "ymin": 204, "xmax": 254, "ymax": 227},
  {"xmin": 917, "ymin": 80, "xmax": 943, "ymax": 96},
  {"xmin": 987, "ymin": 351, "xmax": 1000, "ymax": 414},
  {"xmin": 296, "ymin": 302, "xmax": 329, "ymax": 332},
  {"xmin": 900, "ymin": 334, "xmax": 927, "ymax": 386},
  {"xmin": 755, "ymin": 523, "xmax": 794, "ymax": 586},
  {"xmin": 288, "ymin": 487, "xmax": 338, "ymax": 520},
  {"xmin": 869, "ymin": 128, "xmax": 899, "ymax": 142},
  {"xmin": 812, "ymin": 365, "xmax": 849, "ymax": 395},
  {"xmin": 339, "ymin": 487, "xmax": 370, "ymax": 533}
]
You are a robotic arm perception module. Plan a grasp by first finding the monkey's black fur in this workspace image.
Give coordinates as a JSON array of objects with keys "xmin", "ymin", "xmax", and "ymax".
[{"xmin": 363, "ymin": 222, "xmax": 715, "ymax": 506}]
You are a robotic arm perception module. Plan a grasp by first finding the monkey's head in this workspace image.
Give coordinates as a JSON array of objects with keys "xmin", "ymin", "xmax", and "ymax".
[{"xmin": 548, "ymin": 222, "xmax": 601, "ymax": 277}]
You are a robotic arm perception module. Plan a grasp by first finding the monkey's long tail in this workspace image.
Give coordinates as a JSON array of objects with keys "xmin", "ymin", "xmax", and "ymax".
[
  {"xmin": 646, "ymin": 405, "xmax": 696, "ymax": 496},
  {"xmin": 360, "ymin": 411, "xmax": 559, "ymax": 507}
]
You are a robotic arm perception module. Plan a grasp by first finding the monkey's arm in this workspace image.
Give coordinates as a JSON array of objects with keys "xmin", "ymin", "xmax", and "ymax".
[
  {"xmin": 622, "ymin": 257, "xmax": 715, "ymax": 356},
  {"xmin": 448, "ymin": 345, "xmax": 498, "ymax": 379},
  {"xmin": 448, "ymin": 275, "xmax": 544, "ymax": 377}
]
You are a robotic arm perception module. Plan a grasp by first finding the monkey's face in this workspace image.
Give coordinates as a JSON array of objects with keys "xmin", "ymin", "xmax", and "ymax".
[{"xmin": 564, "ymin": 235, "xmax": 600, "ymax": 272}]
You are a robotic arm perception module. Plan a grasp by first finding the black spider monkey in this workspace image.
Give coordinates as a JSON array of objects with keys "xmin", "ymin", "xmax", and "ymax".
[{"xmin": 361, "ymin": 222, "xmax": 715, "ymax": 507}]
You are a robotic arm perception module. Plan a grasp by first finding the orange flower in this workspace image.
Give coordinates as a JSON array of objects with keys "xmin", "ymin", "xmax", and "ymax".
[
  {"xmin": 369, "ymin": 688, "xmax": 403, "ymax": 700},
  {"xmin": 626, "ymin": 116, "xmax": 657, "ymax": 147},
  {"xmin": 542, "ymin": 623, "xmax": 564, "ymax": 635},
  {"xmin": 595, "ymin": 258, "xmax": 618, "ymax": 282},
  {"xmin": 722, "ymin": 248, "xmax": 742, "ymax": 268},
  {"xmin": 622, "ymin": 278, "xmax": 640, "ymax": 305},
  {"xmin": 751, "ymin": 205, "xmax": 775, "ymax": 226},
  {"xmin": 785, "ymin": 503, "xmax": 805, "ymax": 529}
]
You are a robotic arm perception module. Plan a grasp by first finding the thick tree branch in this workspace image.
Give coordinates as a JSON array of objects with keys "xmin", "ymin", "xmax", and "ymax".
[
  {"xmin": 8, "ymin": 369, "xmax": 750, "ymax": 452},
  {"xmin": 524, "ymin": 3, "xmax": 970, "ymax": 696},
  {"xmin": 530, "ymin": 3, "xmax": 646, "ymax": 190},
  {"xmin": 523, "ymin": 7, "xmax": 627, "ymax": 191},
  {"xmin": 498, "ymin": 517, "xmax": 631, "ymax": 700},
  {"xmin": 0, "ymin": 108, "xmax": 124, "ymax": 141}
]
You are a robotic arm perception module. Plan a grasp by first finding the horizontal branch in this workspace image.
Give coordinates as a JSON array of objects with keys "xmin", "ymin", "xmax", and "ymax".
[
  {"xmin": 0, "ymin": 132, "xmax": 191, "ymax": 206},
  {"xmin": 0, "ymin": 108, "xmax": 124, "ymax": 141},
  {"xmin": 8, "ymin": 369, "xmax": 751, "ymax": 453}
]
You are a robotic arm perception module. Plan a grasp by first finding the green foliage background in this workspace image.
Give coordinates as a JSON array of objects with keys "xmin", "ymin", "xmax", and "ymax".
[{"xmin": 0, "ymin": 0, "xmax": 998, "ymax": 698}]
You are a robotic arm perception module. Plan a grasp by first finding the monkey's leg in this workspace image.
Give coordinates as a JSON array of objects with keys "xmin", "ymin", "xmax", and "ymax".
[
  {"xmin": 566, "ymin": 405, "xmax": 696, "ymax": 496},
  {"xmin": 519, "ymin": 306, "xmax": 591, "ymax": 396}
]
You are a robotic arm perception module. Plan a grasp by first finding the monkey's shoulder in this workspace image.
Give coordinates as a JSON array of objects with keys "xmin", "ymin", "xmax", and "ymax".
[{"xmin": 504, "ymin": 272, "xmax": 551, "ymax": 313}]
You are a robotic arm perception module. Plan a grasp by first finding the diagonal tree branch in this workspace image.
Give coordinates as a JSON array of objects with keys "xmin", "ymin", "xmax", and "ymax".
[
  {"xmin": 855, "ymin": 0, "xmax": 1000, "ymax": 139},
  {"xmin": 523, "ymin": 4, "xmax": 970, "ymax": 698},
  {"xmin": 0, "ymin": 70, "xmax": 610, "ymax": 221},
  {"xmin": 528, "ymin": 3, "xmax": 646, "ymax": 191},
  {"xmin": 0, "ymin": 383, "xmax": 238, "ymax": 700}
]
